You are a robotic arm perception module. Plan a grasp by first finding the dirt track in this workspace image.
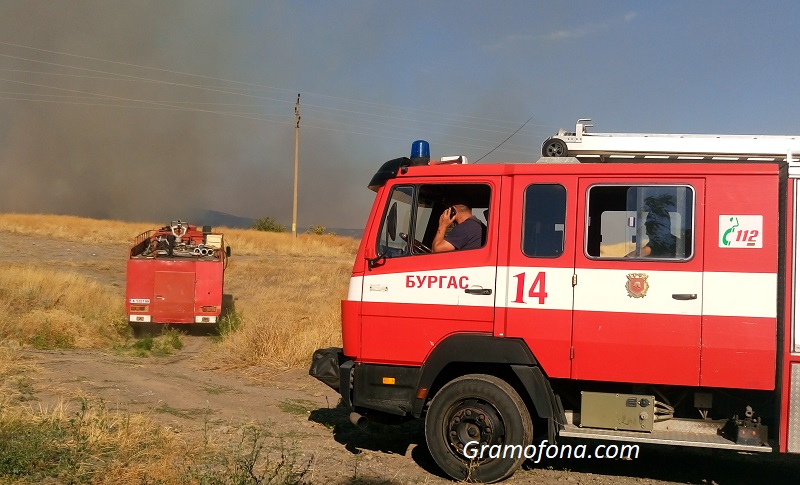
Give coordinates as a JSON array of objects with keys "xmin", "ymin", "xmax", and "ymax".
[
  {"xmin": 21, "ymin": 339, "xmax": 800, "ymax": 485},
  {"xmin": 6, "ymin": 229, "xmax": 800, "ymax": 484}
]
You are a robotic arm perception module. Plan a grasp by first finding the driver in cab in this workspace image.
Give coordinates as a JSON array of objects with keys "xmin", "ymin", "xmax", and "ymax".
[{"xmin": 432, "ymin": 203, "xmax": 484, "ymax": 253}]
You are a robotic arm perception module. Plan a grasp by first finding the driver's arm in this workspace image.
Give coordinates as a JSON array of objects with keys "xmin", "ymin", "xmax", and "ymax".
[
  {"xmin": 625, "ymin": 245, "xmax": 652, "ymax": 258},
  {"xmin": 432, "ymin": 208, "xmax": 456, "ymax": 253}
]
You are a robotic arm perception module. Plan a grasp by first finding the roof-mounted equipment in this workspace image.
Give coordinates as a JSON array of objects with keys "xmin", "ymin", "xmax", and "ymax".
[{"xmin": 543, "ymin": 119, "xmax": 800, "ymax": 162}]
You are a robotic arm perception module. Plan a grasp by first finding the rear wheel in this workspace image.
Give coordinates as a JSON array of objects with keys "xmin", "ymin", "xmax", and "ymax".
[
  {"xmin": 425, "ymin": 374, "xmax": 533, "ymax": 483},
  {"xmin": 129, "ymin": 322, "xmax": 145, "ymax": 338},
  {"xmin": 542, "ymin": 138, "xmax": 568, "ymax": 157}
]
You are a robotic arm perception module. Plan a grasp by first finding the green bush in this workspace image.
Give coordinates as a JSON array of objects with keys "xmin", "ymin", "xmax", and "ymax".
[
  {"xmin": 251, "ymin": 218, "xmax": 286, "ymax": 233},
  {"xmin": 306, "ymin": 225, "xmax": 335, "ymax": 236},
  {"xmin": 214, "ymin": 309, "xmax": 243, "ymax": 342},
  {"xmin": 121, "ymin": 328, "xmax": 184, "ymax": 357},
  {"xmin": 0, "ymin": 400, "xmax": 106, "ymax": 482}
]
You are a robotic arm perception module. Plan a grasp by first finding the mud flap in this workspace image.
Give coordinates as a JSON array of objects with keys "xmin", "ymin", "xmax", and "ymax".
[{"xmin": 511, "ymin": 365, "xmax": 565, "ymax": 444}]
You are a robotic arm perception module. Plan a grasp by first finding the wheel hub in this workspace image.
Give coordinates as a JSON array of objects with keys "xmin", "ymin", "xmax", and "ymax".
[{"xmin": 446, "ymin": 399, "xmax": 505, "ymax": 460}]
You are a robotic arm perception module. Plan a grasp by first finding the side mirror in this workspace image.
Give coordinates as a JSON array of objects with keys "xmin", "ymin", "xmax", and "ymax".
[
  {"xmin": 225, "ymin": 246, "xmax": 232, "ymax": 257},
  {"xmin": 367, "ymin": 250, "xmax": 386, "ymax": 270}
]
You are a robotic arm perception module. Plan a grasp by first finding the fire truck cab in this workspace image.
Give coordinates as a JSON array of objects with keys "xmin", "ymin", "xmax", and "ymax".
[{"xmin": 310, "ymin": 127, "xmax": 800, "ymax": 482}]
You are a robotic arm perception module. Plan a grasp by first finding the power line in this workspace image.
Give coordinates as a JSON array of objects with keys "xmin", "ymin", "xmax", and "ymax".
[
  {"xmin": 0, "ymin": 52, "xmax": 294, "ymax": 105},
  {"xmin": 0, "ymin": 52, "xmax": 543, "ymax": 151},
  {"xmin": 0, "ymin": 41, "xmax": 294, "ymax": 92},
  {"xmin": 0, "ymin": 64, "xmax": 542, "ymax": 139},
  {"xmin": 0, "ymin": 75, "xmax": 547, "ymax": 156},
  {"xmin": 0, "ymin": 41, "xmax": 559, "ymax": 133},
  {"xmin": 0, "ymin": 76, "xmax": 294, "ymax": 125},
  {"xmin": 0, "ymin": 42, "xmax": 556, "ymax": 158},
  {"xmin": 474, "ymin": 117, "xmax": 533, "ymax": 163}
]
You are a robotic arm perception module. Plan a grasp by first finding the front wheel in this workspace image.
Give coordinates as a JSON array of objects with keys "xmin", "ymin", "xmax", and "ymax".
[{"xmin": 425, "ymin": 374, "xmax": 533, "ymax": 483}]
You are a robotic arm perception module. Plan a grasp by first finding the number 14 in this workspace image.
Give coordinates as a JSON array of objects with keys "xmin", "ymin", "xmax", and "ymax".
[{"xmin": 512, "ymin": 271, "xmax": 548, "ymax": 304}]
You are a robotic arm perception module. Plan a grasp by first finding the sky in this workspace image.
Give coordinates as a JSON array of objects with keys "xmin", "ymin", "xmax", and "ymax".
[{"xmin": 1, "ymin": 1, "xmax": 799, "ymax": 231}]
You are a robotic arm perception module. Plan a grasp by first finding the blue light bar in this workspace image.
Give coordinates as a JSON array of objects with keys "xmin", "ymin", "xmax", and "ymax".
[{"xmin": 409, "ymin": 140, "xmax": 430, "ymax": 165}]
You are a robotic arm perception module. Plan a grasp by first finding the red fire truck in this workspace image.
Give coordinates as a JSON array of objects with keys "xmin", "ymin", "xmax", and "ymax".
[
  {"xmin": 310, "ymin": 124, "xmax": 800, "ymax": 482},
  {"xmin": 126, "ymin": 221, "xmax": 230, "ymax": 333}
]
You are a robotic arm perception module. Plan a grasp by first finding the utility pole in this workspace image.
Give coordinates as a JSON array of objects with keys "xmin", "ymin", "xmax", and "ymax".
[{"xmin": 292, "ymin": 93, "xmax": 300, "ymax": 237}]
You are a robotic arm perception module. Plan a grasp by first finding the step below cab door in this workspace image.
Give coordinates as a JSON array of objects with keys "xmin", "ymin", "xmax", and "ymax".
[{"xmin": 571, "ymin": 178, "xmax": 705, "ymax": 386}]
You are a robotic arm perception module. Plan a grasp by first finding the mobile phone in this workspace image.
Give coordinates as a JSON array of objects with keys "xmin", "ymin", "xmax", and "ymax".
[{"xmin": 449, "ymin": 207, "xmax": 456, "ymax": 218}]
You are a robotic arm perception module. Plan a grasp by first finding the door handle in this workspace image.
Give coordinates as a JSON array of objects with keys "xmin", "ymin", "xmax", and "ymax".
[
  {"xmin": 672, "ymin": 293, "xmax": 697, "ymax": 300},
  {"xmin": 465, "ymin": 288, "xmax": 492, "ymax": 295}
]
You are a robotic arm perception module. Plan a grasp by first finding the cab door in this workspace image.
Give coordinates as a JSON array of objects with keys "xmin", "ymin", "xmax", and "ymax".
[
  {"xmin": 359, "ymin": 178, "xmax": 500, "ymax": 366},
  {"xmin": 571, "ymin": 179, "xmax": 705, "ymax": 386},
  {"xmin": 499, "ymin": 175, "xmax": 578, "ymax": 379}
]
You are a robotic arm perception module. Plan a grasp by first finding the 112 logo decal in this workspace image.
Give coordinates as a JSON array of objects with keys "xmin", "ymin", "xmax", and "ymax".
[{"xmin": 719, "ymin": 215, "xmax": 763, "ymax": 248}]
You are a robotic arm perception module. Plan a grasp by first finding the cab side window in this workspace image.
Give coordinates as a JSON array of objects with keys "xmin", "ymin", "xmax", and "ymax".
[
  {"xmin": 523, "ymin": 184, "xmax": 566, "ymax": 258},
  {"xmin": 586, "ymin": 185, "xmax": 694, "ymax": 260},
  {"xmin": 375, "ymin": 183, "xmax": 491, "ymax": 258},
  {"xmin": 376, "ymin": 185, "xmax": 414, "ymax": 258}
]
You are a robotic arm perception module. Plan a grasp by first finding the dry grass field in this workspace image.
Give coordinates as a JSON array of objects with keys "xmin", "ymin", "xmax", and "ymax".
[
  {"xmin": 0, "ymin": 213, "xmax": 358, "ymax": 365},
  {"xmin": 215, "ymin": 231, "xmax": 357, "ymax": 369},
  {"xmin": 4, "ymin": 214, "xmax": 800, "ymax": 485},
  {"xmin": 0, "ymin": 213, "xmax": 358, "ymax": 484}
]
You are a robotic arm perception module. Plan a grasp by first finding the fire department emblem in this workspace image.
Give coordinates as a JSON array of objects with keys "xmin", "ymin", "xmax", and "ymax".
[{"xmin": 625, "ymin": 273, "xmax": 649, "ymax": 298}]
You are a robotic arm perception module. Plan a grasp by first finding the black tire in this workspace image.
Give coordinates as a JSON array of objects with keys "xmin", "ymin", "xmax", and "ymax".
[
  {"xmin": 542, "ymin": 138, "xmax": 568, "ymax": 157},
  {"xmin": 425, "ymin": 374, "xmax": 533, "ymax": 483},
  {"xmin": 129, "ymin": 322, "xmax": 144, "ymax": 338},
  {"xmin": 221, "ymin": 293, "xmax": 235, "ymax": 318}
]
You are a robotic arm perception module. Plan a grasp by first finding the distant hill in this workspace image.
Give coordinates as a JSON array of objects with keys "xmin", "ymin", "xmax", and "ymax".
[
  {"xmin": 187, "ymin": 209, "xmax": 255, "ymax": 229},
  {"xmin": 327, "ymin": 228, "xmax": 363, "ymax": 239},
  {"xmin": 187, "ymin": 209, "xmax": 363, "ymax": 239}
]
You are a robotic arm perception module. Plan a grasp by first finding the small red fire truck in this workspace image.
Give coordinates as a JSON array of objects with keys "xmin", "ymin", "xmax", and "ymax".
[
  {"xmin": 126, "ymin": 221, "xmax": 230, "ymax": 333},
  {"xmin": 310, "ymin": 123, "xmax": 800, "ymax": 482}
]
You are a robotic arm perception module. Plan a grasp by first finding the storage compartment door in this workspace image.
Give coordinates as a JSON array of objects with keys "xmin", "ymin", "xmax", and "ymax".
[{"xmin": 152, "ymin": 271, "xmax": 195, "ymax": 322}]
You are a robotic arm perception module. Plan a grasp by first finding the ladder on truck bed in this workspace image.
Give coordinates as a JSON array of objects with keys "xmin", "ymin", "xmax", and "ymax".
[{"xmin": 542, "ymin": 119, "xmax": 800, "ymax": 162}]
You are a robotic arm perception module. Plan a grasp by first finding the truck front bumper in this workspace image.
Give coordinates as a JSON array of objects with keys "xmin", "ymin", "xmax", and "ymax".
[
  {"xmin": 310, "ymin": 348, "xmax": 424, "ymax": 417},
  {"xmin": 309, "ymin": 347, "xmax": 353, "ymax": 407}
]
